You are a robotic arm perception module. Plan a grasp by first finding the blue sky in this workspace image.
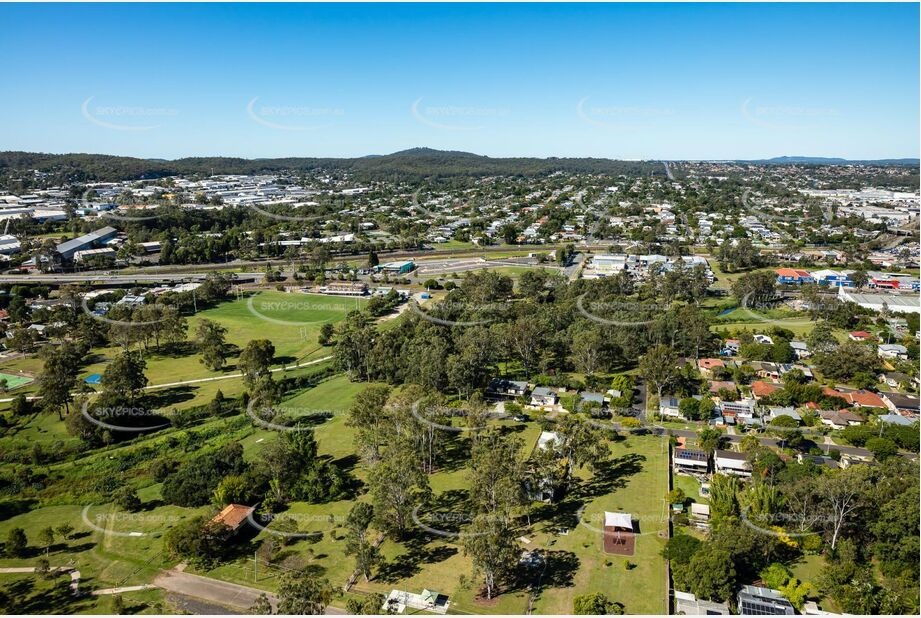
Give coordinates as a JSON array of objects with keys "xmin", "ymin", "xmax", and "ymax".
[{"xmin": 1, "ymin": 2, "xmax": 918, "ymax": 160}]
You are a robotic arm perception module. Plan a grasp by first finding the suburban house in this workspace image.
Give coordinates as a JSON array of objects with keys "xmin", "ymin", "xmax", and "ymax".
[
  {"xmin": 659, "ymin": 395, "xmax": 682, "ymax": 418},
  {"xmin": 751, "ymin": 361, "xmax": 782, "ymax": 381},
  {"xmin": 673, "ymin": 447, "xmax": 709, "ymax": 476},
  {"xmin": 526, "ymin": 431, "xmax": 563, "ymax": 502},
  {"xmin": 486, "ymin": 378, "xmax": 528, "ymax": 399},
  {"xmin": 878, "ymin": 413, "xmax": 914, "ymax": 427},
  {"xmin": 878, "ymin": 343, "xmax": 909, "ymax": 360},
  {"xmin": 879, "ymin": 371, "xmax": 912, "ymax": 389},
  {"xmin": 697, "ymin": 358, "xmax": 725, "ymax": 378},
  {"xmin": 880, "ymin": 392, "xmax": 920, "ymax": 416},
  {"xmin": 790, "ymin": 341, "xmax": 811, "ymax": 360},
  {"xmin": 819, "ymin": 409, "xmax": 864, "ymax": 429},
  {"xmin": 751, "ymin": 380, "xmax": 781, "ymax": 400},
  {"xmin": 737, "ymin": 585, "xmax": 796, "ymax": 615},
  {"xmin": 578, "ymin": 391, "xmax": 607, "ymax": 413},
  {"xmin": 797, "ymin": 453, "xmax": 839, "ymax": 469},
  {"xmin": 210, "ymin": 503, "xmax": 256, "ymax": 535},
  {"xmin": 720, "ymin": 399, "xmax": 756, "ymax": 421},
  {"xmin": 721, "ymin": 338, "xmax": 740, "ymax": 356},
  {"xmin": 775, "ymin": 268, "xmax": 814, "ymax": 285},
  {"xmin": 708, "ymin": 380, "xmax": 738, "ymax": 395},
  {"xmin": 848, "ymin": 330, "xmax": 874, "ymax": 342},
  {"xmin": 673, "ymin": 591, "xmax": 729, "ymax": 615},
  {"xmin": 766, "ymin": 407, "xmax": 801, "ymax": 424},
  {"xmin": 839, "ymin": 389, "xmax": 886, "ymax": 409},
  {"xmin": 714, "ymin": 450, "xmax": 752, "ymax": 477},
  {"xmin": 529, "ymin": 386, "xmax": 558, "ymax": 408}
]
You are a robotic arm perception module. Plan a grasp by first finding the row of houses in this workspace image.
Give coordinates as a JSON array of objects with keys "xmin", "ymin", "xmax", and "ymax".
[{"xmin": 674, "ymin": 584, "xmax": 801, "ymax": 615}]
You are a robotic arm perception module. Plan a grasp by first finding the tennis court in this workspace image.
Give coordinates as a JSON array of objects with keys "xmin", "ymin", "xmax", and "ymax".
[{"xmin": 0, "ymin": 372, "xmax": 34, "ymax": 390}]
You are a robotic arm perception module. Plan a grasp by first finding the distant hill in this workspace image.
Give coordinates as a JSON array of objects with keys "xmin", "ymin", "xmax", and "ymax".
[
  {"xmin": 0, "ymin": 149, "xmax": 665, "ymax": 184},
  {"xmin": 0, "ymin": 149, "xmax": 916, "ymax": 186},
  {"xmin": 750, "ymin": 156, "xmax": 919, "ymax": 166}
]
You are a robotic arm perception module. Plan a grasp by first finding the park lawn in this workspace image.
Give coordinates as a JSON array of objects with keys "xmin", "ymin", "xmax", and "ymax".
[
  {"xmin": 711, "ymin": 318, "xmax": 818, "ymax": 338},
  {"xmin": 0, "ymin": 500, "xmax": 204, "ymax": 592},
  {"xmin": 194, "ymin": 291, "xmax": 364, "ymax": 364},
  {"xmin": 75, "ymin": 291, "xmax": 356, "ymax": 387}
]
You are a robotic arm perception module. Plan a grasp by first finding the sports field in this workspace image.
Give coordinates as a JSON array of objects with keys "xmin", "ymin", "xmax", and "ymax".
[{"xmin": 0, "ymin": 371, "xmax": 33, "ymax": 389}]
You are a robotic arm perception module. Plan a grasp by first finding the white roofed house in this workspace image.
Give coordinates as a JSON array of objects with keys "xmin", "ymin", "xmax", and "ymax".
[
  {"xmin": 714, "ymin": 449, "xmax": 751, "ymax": 477},
  {"xmin": 789, "ymin": 340, "xmax": 811, "ymax": 360},
  {"xmin": 877, "ymin": 344, "xmax": 909, "ymax": 360},
  {"xmin": 659, "ymin": 395, "xmax": 682, "ymax": 418}
]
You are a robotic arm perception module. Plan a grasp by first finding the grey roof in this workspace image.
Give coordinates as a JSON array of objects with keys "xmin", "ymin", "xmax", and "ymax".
[
  {"xmin": 488, "ymin": 378, "xmax": 527, "ymax": 391},
  {"xmin": 531, "ymin": 386, "xmax": 554, "ymax": 397},
  {"xmin": 580, "ymin": 392, "xmax": 605, "ymax": 403},
  {"xmin": 881, "ymin": 392, "xmax": 920, "ymax": 410},
  {"xmin": 715, "ymin": 449, "xmax": 748, "ymax": 461},
  {"xmin": 878, "ymin": 413, "xmax": 914, "ymax": 426},
  {"xmin": 56, "ymin": 226, "xmax": 117, "ymax": 255}
]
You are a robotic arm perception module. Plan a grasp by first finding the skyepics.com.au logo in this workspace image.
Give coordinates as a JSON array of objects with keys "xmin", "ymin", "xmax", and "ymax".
[
  {"xmin": 246, "ymin": 401, "xmax": 334, "ymax": 433},
  {"xmin": 246, "ymin": 297, "xmax": 351, "ymax": 326},
  {"xmin": 737, "ymin": 290, "xmax": 835, "ymax": 328},
  {"xmin": 80, "ymin": 295, "xmax": 175, "ymax": 328},
  {"xmin": 740, "ymin": 188, "xmax": 834, "ymax": 247},
  {"xmin": 575, "ymin": 294, "xmax": 672, "ymax": 327},
  {"xmin": 81, "ymin": 96, "xmax": 178, "ymax": 131},
  {"xmin": 407, "ymin": 299, "xmax": 509, "ymax": 327},
  {"xmin": 411, "ymin": 505, "xmax": 510, "ymax": 538},
  {"xmin": 80, "ymin": 505, "xmax": 180, "ymax": 538},
  {"xmin": 740, "ymin": 97, "xmax": 839, "ymax": 131},
  {"xmin": 411, "ymin": 97, "xmax": 509, "ymax": 131},
  {"xmin": 576, "ymin": 97, "xmax": 675, "ymax": 131},
  {"xmin": 409, "ymin": 400, "xmax": 511, "ymax": 434},
  {"xmin": 246, "ymin": 97, "xmax": 344, "ymax": 132},
  {"xmin": 80, "ymin": 401, "xmax": 170, "ymax": 433},
  {"xmin": 739, "ymin": 506, "xmax": 830, "ymax": 540},
  {"xmin": 246, "ymin": 511, "xmax": 347, "ymax": 539},
  {"xmin": 576, "ymin": 508, "xmax": 668, "ymax": 539},
  {"xmin": 79, "ymin": 187, "xmax": 164, "ymax": 222}
]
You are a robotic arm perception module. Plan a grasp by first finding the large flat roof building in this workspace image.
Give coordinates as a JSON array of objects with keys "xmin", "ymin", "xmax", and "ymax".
[
  {"xmin": 55, "ymin": 226, "xmax": 118, "ymax": 260},
  {"xmin": 838, "ymin": 287, "xmax": 920, "ymax": 315}
]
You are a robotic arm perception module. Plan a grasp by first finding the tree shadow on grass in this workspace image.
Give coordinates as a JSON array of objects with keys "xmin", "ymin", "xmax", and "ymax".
[
  {"xmin": 375, "ymin": 530, "xmax": 459, "ymax": 584},
  {"xmin": 509, "ymin": 549, "xmax": 580, "ymax": 598},
  {"xmin": 144, "ymin": 387, "xmax": 197, "ymax": 409},
  {"xmin": 433, "ymin": 435, "xmax": 472, "ymax": 473},
  {"xmin": 1, "ymin": 576, "xmax": 94, "ymax": 614},
  {"xmin": 570, "ymin": 452, "xmax": 646, "ymax": 501}
]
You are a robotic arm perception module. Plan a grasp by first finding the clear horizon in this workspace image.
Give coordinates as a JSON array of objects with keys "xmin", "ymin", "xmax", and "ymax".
[{"xmin": 1, "ymin": 2, "xmax": 919, "ymax": 160}]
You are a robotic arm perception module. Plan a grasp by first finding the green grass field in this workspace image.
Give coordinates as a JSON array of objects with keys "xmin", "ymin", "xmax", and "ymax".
[{"xmin": 0, "ymin": 371, "xmax": 34, "ymax": 390}]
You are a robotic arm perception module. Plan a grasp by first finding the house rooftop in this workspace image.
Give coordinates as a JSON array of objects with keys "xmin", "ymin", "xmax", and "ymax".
[{"xmin": 210, "ymin": 504, "xmax": 255, "ymax": 531}]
